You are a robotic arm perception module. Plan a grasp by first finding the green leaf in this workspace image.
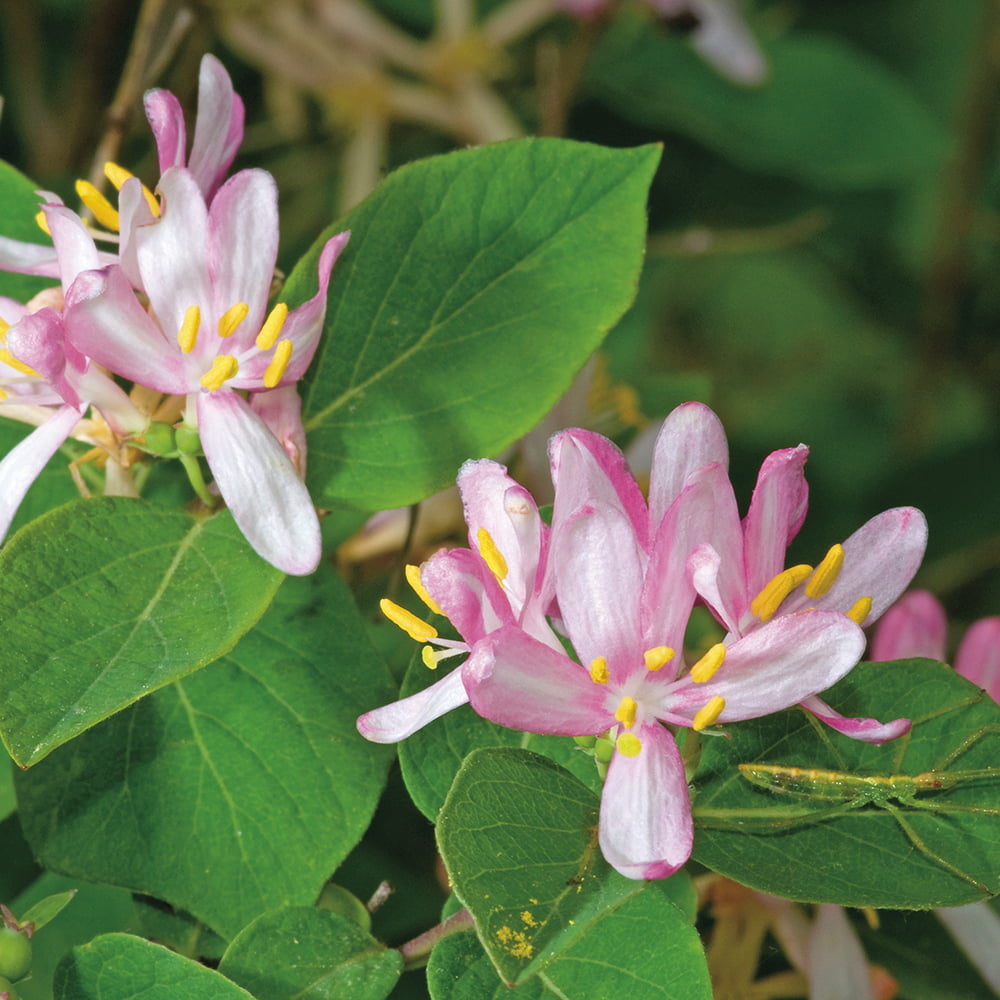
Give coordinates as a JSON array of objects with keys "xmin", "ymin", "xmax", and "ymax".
[
  {"xmin": 437, "ymin": 748, "xmax": 708, "ymax": 995},
  {"xmin": 15, "ymin": 568, "xmax": 396, "ymax": 939},
  {"xmin": 0, "ymin": 498, "xmax": 283, "ymax": 766},
  {"xmin": 0, "ymin": 161, "xmax": 53, "ymax": 302},
  {"xmin": 219, "ymin": 906, "xmax": 402, "ymax": 1000},
  {"xmin": 287, "ymin": 138, "xmax": 661, "ymax": 511},
  {"xmin": 53, "ymin": 933, "xmax": 255, "ymax": 1000},
  {"xmin": 397, "ymin": 657, "xmax": 601, "ymax": 822},
  {"xmin": 587, "ymin": 21, "xmax": 949, "ymax": 188},
  {"xmin": 691, "ymin": 659, "xmax": 1000, "ymax": 907}
]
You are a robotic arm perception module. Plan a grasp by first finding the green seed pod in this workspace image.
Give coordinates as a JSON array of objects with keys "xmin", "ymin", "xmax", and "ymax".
[
  {"xmin": 0, "ymin": 928, "xmax": 32, "ymax": 982},
  {"xmin": 140, "ymin": 422, "xmax": 177, "ymax": 456},
  {"xmin": 175, "ymin": 426, "xmax": 202, "ymax": 455}
]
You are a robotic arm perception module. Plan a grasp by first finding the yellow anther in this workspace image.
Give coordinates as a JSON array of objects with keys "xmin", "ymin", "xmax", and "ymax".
[
  {"xmin": 589, "ymin": 656, "xmax": 609, "ymax": 685},
  {"xmin": 861, "ymin": 906, "xmax": 880, "ymax": 930},
  {"xmin": 75, "ymin": 178, "xmax": 120, "ymax": 231},
  {"xmin": 255, "ymin": 302, "xmax": 289, "ymax": 350},
  {"xmin": 177, "ymin": 305, "xmax": 201, "ymax": 354},
  {"xmin": 805, "ymin": 543, "xmax": 845, "ymax": 599},
  {"xmin": 218, "ymin": 302, "xmax": 249, "ymax": 338},
  {"xmin": 103, "ymin": 162, "xmax": 160, "ymax": 217},
  {"xmin": 35, "ymin": 211, "xmax": 51, "ymax": 236},
  {"xmin": 0, "ymin": 318, "xmax": 9, "ymax": 338},
  {"xmin": 0, "ymin": 387, "xmax": 6, "ymax": 401},
  {"xmin": 263, "ymin": 339, "xmax": 293, "ymax": 388},
  {"xmin": 643, "ymin": 646, "xmax": 674, "ymax": 671},
  {"xmin": 199, "ymin": 354, "xmax": 239, "ymax": 391},
  {"xmin": 690, "ymin": 643, "xmax": 726, "ymax": 683},
  {"xmin": 614, "ymin": 696, "xmax": 637, "ymax": 729},
  {"xmin": 379, "ymin": 598, "xmax": 439, "ymax": 642},
  {"xmin": 406, "ymin": 563, "xmax": 443, "ymax": 616},
  {"xmin": 692, "ymin": 696, "xmax": 726, "ymax": 731},
  {"xmin": 750, "ymin": 564, "xmax": 813, "ymax": 622},
  {"xmin": 421, "ymin": 645, "xmax": 443, "ymax": 670},
  {"xmin": 0, "ymin": 349, "xmax": 40, "ymax": 378},
  {"xmin": 615, "ymin": 732, "xmax": 643, "ymax": 758},
  {"xmin": 476, "ymin": 527, "xmax": 508, "ymax": 582},
  {"xmin": 846, "ymin": 595, "xmax": 873, "ymax": 626}
]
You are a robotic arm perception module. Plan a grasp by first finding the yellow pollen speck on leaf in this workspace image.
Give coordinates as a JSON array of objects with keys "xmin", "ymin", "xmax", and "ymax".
[
  {"xmin": 616, "ymin": 731, "xmax": 642, "ymax": 757},
  {"xmin": 380, "ymin": 598, "xmax": 438, "ymax": 642},
  {"xmin": 263, "ymin": 339, "xmax": 293, "ymax": 388},
  {"xmin": 805, "ymin": 543, "xmax": 844, "ymax": 598},
  {"xmin": 520, "ymin": 911, "xmax": 537, "ymax": 927},
  {"xmin": 75, "ymin": 178, "xmax": 120, "ymax": 231},
  {"xmin": 35, "ymin": 211, "xmax": 51, "ymax": 236},
  {"xmin": 589, "ymin": 656, "xmax": 609, "ymax": 685},
  {"xmin": 218, "ymin": 302, "xmax": 249, "ymax": 338},
  {"xmin": 256, "ymin": 302, "xmax": 288, "ymax": 350},
  {"xmin": 406, "ymin": 563, "xmax": 443, "ymax": 615},
  {"xmin": 199, "ymin": 354, "xmax": 238, "ymax": 391},
  {"xmin": 496, "ymin": 926, "xmax": 513, "ymax": 944},
  {"xmin": 692, "ymin": 695, "xmax": 726, "ymax": 731},
  {"xmin": 846, "ymin": 595, "xmax": 873, "ymax": 625},
  {"xmin": 750, "ymin": 564, "xmax": 813, "ymax": 622},
  {"xmin": 177, "ymin": 305, "xmax": 201, "ymax": 354},
  {"xmin": 690, "ymin": 642, "xmax": 726, "ymax": 683},
  {"xmin": 644, "ymin": 646, "xmax": 674, "ymax": 671},
  {"xmin": 476, "ymin": 527, "xmax": 508, "ymax": 583},
  {"xmin": 103, "ymin": 161, "xmax": 160, "ymax": 217},
  {"xmin": 614, "ymin": 696, "xmax": 637, "ymax": 729}
]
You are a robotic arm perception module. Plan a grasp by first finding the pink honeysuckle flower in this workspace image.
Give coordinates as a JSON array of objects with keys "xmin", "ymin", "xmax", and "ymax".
[
  {"xmin": 144, "ymin": 53, "xmax": 245, "ymax": 203},
  {"xmin": 871, "ymin": 589, "xmax": 1000, "ymax": 702},
  {"xmin": 357, "ymin": 458, "xmax": 561, "ymax": 742},
  {"xmin": 0, "ymin": 207, "xmax": 148, "ymax": 541},
  {"xmin": 648, "ymin": 402, "xmax": 925, "ymax": 744},
  {"xmin": 463, "ymin": 426, "xmax": 868, "ymax": 880},
  {"xmin": 64, "ymin": 166, "xmax": 349, "ymax": 575}
]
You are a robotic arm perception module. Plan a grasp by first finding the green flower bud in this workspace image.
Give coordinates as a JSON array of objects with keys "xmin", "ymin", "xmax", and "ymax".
[
  {"xmin": 140, "ymin": 422, "xmax": 177, "ymax": 456},
  {"xmin": 175, "ymin": 426, "xmax": 202, "ymax": 455}
]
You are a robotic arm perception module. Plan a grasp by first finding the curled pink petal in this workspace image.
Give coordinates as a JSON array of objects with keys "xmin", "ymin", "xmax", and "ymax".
[
  {"xmin": 188, "ymin": 53, "xmax": 246, "ymax": 199},
  {"xmin": 800, "ymin": 694, "xmax": 911, "ymax": 745},
  {"xmin": 357, "ymin": 668, "xmax": 468, "ymax": 743}
]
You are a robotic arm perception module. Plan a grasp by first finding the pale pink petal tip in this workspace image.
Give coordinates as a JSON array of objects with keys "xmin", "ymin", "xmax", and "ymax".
[
  {"xmin": 357, "ymin": 669, "xmax": 468, "ymax": 743},
  {"xmin": 801, "ymin": 695, "xmax": 911, "ymax": 745}
]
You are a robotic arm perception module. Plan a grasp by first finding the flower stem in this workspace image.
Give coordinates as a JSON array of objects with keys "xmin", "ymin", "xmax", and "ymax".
[{"xmin": 398, "ymin": 907, "xmax": 476, "ymax": 970}]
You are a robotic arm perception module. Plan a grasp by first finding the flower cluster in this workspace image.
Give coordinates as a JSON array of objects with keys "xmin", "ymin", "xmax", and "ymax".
[
  {"xmin": 0, "ymin": 55, "xmax": 349, "ymax": 574},
  {"xmin": 359, "ymin": 401, "xmax": 928, "ymax": 879}
]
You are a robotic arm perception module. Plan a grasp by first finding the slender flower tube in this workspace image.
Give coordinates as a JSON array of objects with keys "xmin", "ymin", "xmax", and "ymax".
[
  {"xmin": 358, "ymin": 458, "xmax": 560, "ymax": 741},
  {"xmin": 464, "ymin": 425, "xmax": 869, "ymax": 879},
  {"xmin": 65, "ymin": 166, "xmax": 349, "ymax": 574}
]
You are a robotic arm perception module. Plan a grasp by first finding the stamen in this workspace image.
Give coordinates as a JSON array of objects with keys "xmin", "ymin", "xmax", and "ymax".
[
  {"xmin": 379, "ymin": 598, "xmax": 439, "ymax": 642},
  {"xmin": 589, "ymin": 656, "xmax": 609, "ymax": 685},
  {"xmin": 255, "ymin": 303, "xmax": 289, "ymax": 350},
  {"xmin": 0, "ymin": 349, "xmax": 40, "ymax": 378},
  {"xmin": 218, "ymin": 302, "xmax": 249, "ymax": 338},
  {"xmin": 263, "ymin": 339, "xmax": 293, "ymax": 388},
  {"xmin": 476, "ymin": 527, "xmax": 508, "ymax": 582},
  {"xmin": 177, "ymin": 305, "xmax": 201, "ymax": 354},
  {"xmin": 615, "ymin": 732, "xmax": 642, "ymax": 757},
  {"xmin": 103, "ymin": 162, "xmax": 160, "ymax": 217},
  {"xmin": 805, "ymin": 544, "xmax": 844, "ymax": 598},
  {"xmin": 35, "ymin": 211, "xmax": 51, "ymax": 236},
  {"xmin": 690, "ymin": 643, "xmax": 726, "ymax": 683},
  {"xmin": 644, "ymin": 646, "xmax": 674, "ymax": 671},
  {"xmin": 846, "ymin": 595, "xmax": 873, "ymax": 625},
  {"xmin": 421, "ymin": 646, "xmax": 446, "ymax": 670},
  {"xmin": 692, "ymin": 695, "xmax": 726, "ymax": 731},
  {"xmin": 614, "ymin": 696, "xmax": 637, "ymax": 729},
  {"xmin": 199, "ymin": 354, "xmax": 239, "ymax": 391},
  {"xmin": 406, "ymin": 564, "xmax": 443, "ymax": 615},
  {"xmin": 750, "ymin": 564, "xmax": 813, "ymax": 622},
  {"xmin": 75, "ymin": 179, "xmax": 120, "ymax": 231}
]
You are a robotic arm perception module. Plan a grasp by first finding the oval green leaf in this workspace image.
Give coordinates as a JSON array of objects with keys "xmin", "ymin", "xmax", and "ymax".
[
  {"xmin": 0, "ymin": 498, "xmax": 284, "ymax": 766},
  {"xmin": 286, "ymin": 138, "xmax": 661, "ymax": 511},
  {"xmin": 691, "ymin": 659, "xmax": 1000, "ymax": 908}
]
